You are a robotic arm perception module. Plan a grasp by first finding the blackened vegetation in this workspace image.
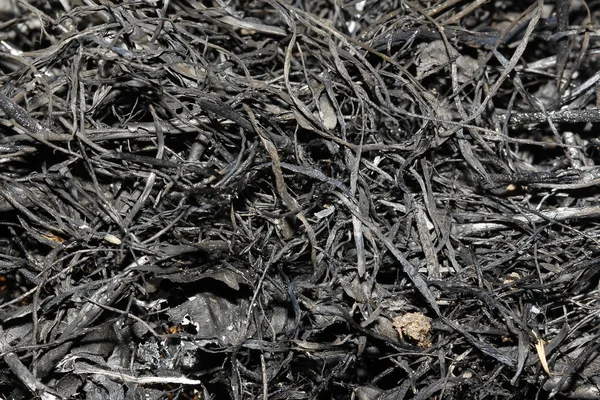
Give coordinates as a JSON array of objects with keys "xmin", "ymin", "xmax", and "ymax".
[{"xmin": 0, "ymin": 0, "xmax": 599, "ymax": 399}]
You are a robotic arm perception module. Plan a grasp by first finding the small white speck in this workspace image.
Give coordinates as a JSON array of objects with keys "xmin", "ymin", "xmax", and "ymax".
[{"xmin": 104, "ymin": 233, "xmax": 121, "ymax": 245}]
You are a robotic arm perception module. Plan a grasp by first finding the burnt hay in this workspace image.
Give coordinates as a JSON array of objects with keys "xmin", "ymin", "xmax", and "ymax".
[{"xmin": 0, "ymin": 0, "xmax": 600, "ymax": 399}]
